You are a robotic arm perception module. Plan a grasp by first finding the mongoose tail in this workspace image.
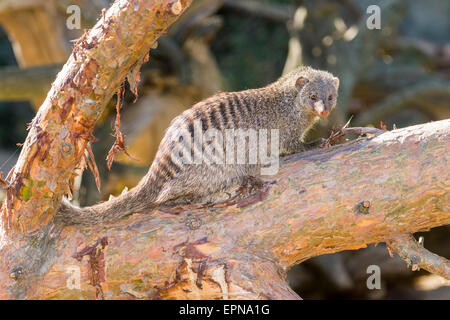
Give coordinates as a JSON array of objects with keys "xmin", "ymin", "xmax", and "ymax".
[{"xmin": 57, "ymin": 174, "xmax": 160, "ymax": 225}]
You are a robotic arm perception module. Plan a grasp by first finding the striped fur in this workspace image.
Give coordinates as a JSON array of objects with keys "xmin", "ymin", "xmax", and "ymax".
[{"xmin": 58, "ymin": 66, "xmax": 339, "ymax": 225}]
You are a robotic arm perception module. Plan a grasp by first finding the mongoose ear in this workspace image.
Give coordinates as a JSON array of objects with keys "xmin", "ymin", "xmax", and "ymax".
[
  {"xmin": 295, "ymin": 76, "xmax": 309, "ymax": 91},
  {"xmin": 333, "ymin": 77, "xmax": 340, "ymax": 89}
]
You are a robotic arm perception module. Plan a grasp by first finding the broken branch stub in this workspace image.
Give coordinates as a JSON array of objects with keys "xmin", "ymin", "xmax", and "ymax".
[{"xmin": 14, "ymin": 120, "xmax": 450, "ymax": 300}]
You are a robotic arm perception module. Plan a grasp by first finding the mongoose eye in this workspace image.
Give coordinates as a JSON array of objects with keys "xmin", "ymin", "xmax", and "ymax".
[
  {"xmin": 310, "ymin": 94, "xmax": 317, "ymax": 101},
  {"xmin": 328, "ymin": 95, "xmax": 333, "ymax": 101}
]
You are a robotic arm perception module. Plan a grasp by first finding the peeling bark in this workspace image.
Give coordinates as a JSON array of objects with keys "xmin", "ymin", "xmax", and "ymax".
[
  {"xmin": 1, "ymin": 0, "xmax": 193, "ymax": 236},
  {"xmin": 1, "ymin": 119, "xmax": 448, "ymax": 299},
  {"xmin": 0, "ymin": 0, "xmax": 193, "ymax": 299}
]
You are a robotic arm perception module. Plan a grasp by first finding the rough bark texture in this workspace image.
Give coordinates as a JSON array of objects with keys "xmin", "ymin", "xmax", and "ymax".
[
  {"xmin": 0, "ymin": 0, "xmax": 192, "ymax": 236},
  {"xmin": 1, "ymin": 120, "xmax": 448, "ymax": 300},
  {"xmin": 0, "ymin": 65, "xmax": 61, "ymax": 102},
  {"xmin": 0, "ymin": 0, "xmax": 448, "ymax": 300},
  {"xmin": 0, "ymin": 0, "xmax": 193, "ymax": 299},
  {"xmin": 387, "ymin": 234, "xmax": 450, "ymax": 279}
]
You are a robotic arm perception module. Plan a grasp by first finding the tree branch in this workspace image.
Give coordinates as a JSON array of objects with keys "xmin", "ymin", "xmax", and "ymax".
[
  {"xmin": 354, "ymin": 80, "xmax": 450, "ymax": 126},
  {"xmin": 0, "ymin": 0, "xmax": 192, "ymax": 236},
  {"xmin": 0, "ymin": 64, "xmax": 61, "ymax": 102},
  {"xmin": 386, "ymin": 234, "xmax": 450, "ymax": 279},
  {"xmin": 0, "ymin": 0, "xmax": 448, "ymax": 300},
  {"xmin": 0, "ymin": 0, "xmax": 193, "ymax": 299},
  {"xmin": 0, "ymin": 119, "xmax": 447, "ymax": 299}
]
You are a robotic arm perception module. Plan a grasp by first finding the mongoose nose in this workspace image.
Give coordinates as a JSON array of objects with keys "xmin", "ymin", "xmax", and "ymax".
[{"xmin": 319, "ymin": 110, "xmax": 329, "ymax": 117}]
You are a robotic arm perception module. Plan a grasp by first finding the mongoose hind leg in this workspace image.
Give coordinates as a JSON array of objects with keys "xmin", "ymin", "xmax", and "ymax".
[
  {"xmin": 209, "ymin": 175, "xmax": 265, "ymax": 208},
  {"xmin": 281, "ymin": 138, "xmax": 326, "ymax": 156},
  {"xmin": 237, "ymin": 176, "xmax": 265, "ymax": 197},
  {"xmin": 303, "ymin": 138, "xmax": 326, "ymax": 150}
]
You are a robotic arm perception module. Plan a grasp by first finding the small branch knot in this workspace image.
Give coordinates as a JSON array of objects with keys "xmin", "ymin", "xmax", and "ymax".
[
  {"xmin": 9, "ymin": 266, "xmax": 24, "ymax": 281},
  {"xmin": 62, "ymin": 142, "xmax": 72, "ymax": 155},
  {"xmin": 185, "ymin": 215, "xmax": 202, "ymax": 230}
]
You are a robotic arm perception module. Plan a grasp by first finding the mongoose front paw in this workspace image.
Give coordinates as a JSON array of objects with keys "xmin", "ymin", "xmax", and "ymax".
[
  {"xmin": 238, "ymin": 176, "xmax": 265, "ymax": 198},
  {"xmin": 304, "ymin": 138, "xmax": 327, "ymax": 150}
]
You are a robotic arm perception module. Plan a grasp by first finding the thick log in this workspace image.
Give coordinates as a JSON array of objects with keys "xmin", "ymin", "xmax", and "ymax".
[
  {"xmin": 1, "ymin": 120, "xmax": 447, "ymax": 299},
  {"xmin": 387, "ymin": 234, "xmax": 450, "ymax": 279}
]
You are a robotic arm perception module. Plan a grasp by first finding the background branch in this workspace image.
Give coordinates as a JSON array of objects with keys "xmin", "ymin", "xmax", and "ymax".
[
  {"xmin": 0, "ymin": 64, "xmax": 61, "ymax": 102},
  {"xmin": 387, "ymin": 234, "xmax": 450, "ymax": 279}
]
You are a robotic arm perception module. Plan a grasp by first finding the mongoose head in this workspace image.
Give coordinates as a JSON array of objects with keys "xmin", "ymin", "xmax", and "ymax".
[{"xmin": 294, "ymin": 72, "xmax": 339, "ymax": 118}]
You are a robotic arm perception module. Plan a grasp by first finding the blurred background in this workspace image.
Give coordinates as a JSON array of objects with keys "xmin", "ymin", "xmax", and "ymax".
[{"xmin": 0, "ymin": 0, "xmax": 448, "ymax": 299}]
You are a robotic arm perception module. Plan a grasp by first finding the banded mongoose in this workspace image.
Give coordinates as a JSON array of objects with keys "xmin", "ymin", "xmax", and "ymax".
[{"xmin": 58, "ymin": 66, "xmax": 339, "ymax": 225}]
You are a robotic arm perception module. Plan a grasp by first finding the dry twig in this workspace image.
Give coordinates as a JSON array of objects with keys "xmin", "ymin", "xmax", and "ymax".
[{"xmin": 387, "ymin": 234, "xmax": 450, "ymax": 279}]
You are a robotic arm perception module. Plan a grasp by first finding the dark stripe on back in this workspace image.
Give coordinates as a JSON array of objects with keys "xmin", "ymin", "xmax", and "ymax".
[
  {"xmin": 227, "ymin": 95, "xmax": 236, "ymax": 119},
  {"xmin": 240, "ymin": 91, "xmax": 253, "ymax": 114},
  {"xmin": 218, "ymin": 101, "xmax": 230, "ymax": 126},
  {"xmin": 233, "ymin": 93, "xmax": 247, "ymax": 118},
  {"xmin": 209, "ymin": 109, "xmax": 220, "ymax": 130},
  {"xmin": 158, "ymin": 159, "xmax": 173, "ymax": 179},
  {"xmin": 187, "ymin": 122, "xmax": 194, "ymax": 139},
  {"xmin": 231, "ymin": 94, "xmax": 242, "ymax": 118},
  {"xmin": 185, "ymin": 116, "xmax": 203, "ymax": 161},
  {"xmin": 200, "ymin": 113, "xmax": 208, "ymax": 132}
]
